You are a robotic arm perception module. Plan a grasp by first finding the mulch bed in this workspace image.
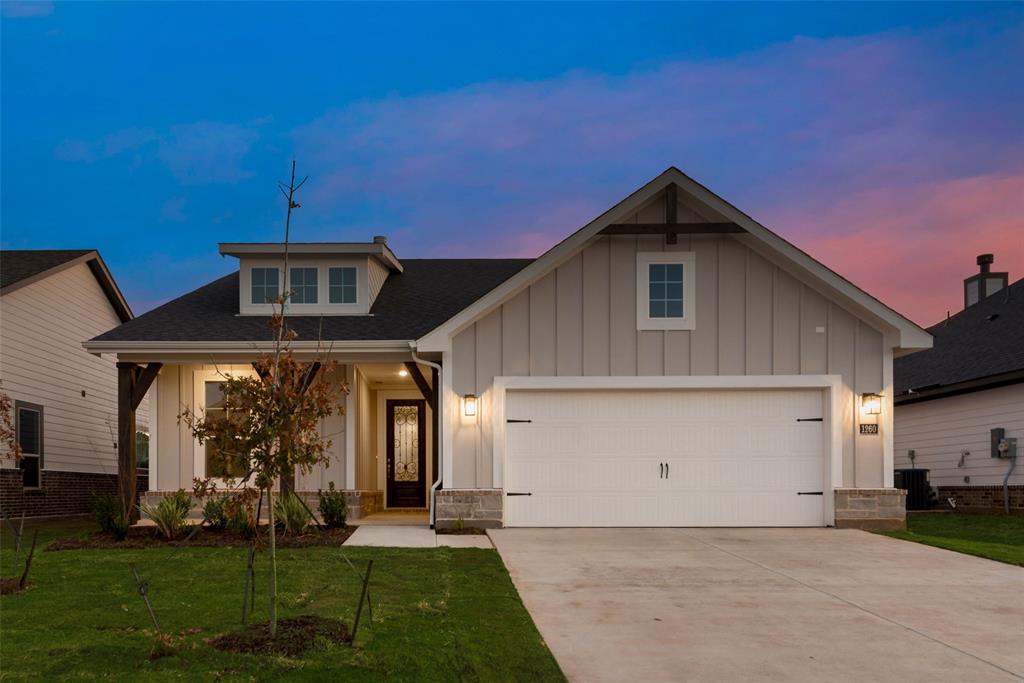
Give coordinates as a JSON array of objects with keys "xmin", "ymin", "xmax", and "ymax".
[
  {"xmin": 435, "ymin": 527, "xmax": 488, "ymax": 535},
  {"xmin": 0, "ymin": 578, "xmax": 30, "ymax": 595},
  {"xmin": 207, "ymin": 616, "xmax": 350, "ymax": 657},
  {"xmin": 46, "ymin": 525, "xmax": 356, "ymax": 551}
]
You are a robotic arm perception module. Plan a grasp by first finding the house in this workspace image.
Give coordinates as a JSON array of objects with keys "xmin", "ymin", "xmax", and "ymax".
[
  {"xmin": 0, "ymin": 249, "xmax": 148, "ymax": 517},
  {"xmin": 894, "ymin": 255, "xmax": 1022, "ymax": 513},
  {"xmin": 84, "ymin": 168, "xmax": 932, "ymax": 531}
]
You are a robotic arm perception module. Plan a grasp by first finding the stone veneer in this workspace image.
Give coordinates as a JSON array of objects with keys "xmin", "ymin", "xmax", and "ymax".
[
  {"xmin": 434, "ymin": 489, "xmax": 503, "ymax": 530},
  {"xmin": 1, "ymin": 468, "xmax": 149, "ymax": 518},
  {"xmin": 834, "ymin": 488, "xmax": 906, "ymax": 531},
  {"xmin": 936, "ymin": 485, "xmax": 1023, "ymax": 514}
]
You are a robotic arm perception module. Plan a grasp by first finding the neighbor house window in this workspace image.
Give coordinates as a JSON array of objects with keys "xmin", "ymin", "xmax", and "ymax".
[
  {"xmin": 290, "ymin": 267, "xmax": 318, "ymax": 304},
  {"xmin": 15, "ymin": 401, "xmax": 43, "ymax": 488},
  {"xmin": 636, "ymin": 252, "xmax": 696, "ymax": 330},
  {"xmin": 251, "ymin": 267, "xmax": 280, "ymax": 304},
  {"xmin": 203, "ymin": 382, "xmax": 247, "ymax": 479},
  {"xmin": 329, "ymin": 267, "xmax": 357, "ymax": 304}
]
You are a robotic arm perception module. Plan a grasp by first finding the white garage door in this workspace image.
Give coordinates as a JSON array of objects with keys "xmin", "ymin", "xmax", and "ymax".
[{"xmin": 504, "ymin": 388, "xmax": 827, "ymax": 527}]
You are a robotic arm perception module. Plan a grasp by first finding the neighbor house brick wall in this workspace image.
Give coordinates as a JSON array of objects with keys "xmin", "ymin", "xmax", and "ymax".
[
  {"xmin": 0, "ymin": 469, "xmax": 148, "ymax": 518},
  {"xmin": 936, "ymin": 485, "xmax": 1024, "ymax": 514},
  {"xmin": 435, "ymin": 489, "xmax": 502, "ymax": 530},
  {"xmin": 834, "ymin": 488, "xmax": 906, "ymax": 531}
]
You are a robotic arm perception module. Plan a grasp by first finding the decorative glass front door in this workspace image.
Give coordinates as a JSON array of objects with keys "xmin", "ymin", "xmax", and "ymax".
[{"xmin": 386, "ymin": 399, "xmax": 426, "ymax": 507}]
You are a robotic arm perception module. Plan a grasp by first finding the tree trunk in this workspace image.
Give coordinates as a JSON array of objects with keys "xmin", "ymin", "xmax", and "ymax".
[{"xmin": 267, "ymin": 486, "xmax": 278, "ymax": 636}]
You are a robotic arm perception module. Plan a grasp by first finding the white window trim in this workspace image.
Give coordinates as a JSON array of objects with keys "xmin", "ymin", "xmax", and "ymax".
[
  {"xmin": 239, "ymin": 258, "xmax": 368, "ymax": 316},
  {"xmin": 192, "ymin": 368, "xmax": 257, "ymax": 487},
  {"xmin": 636, "ymin": 251, "xmax": 696, "ymax": 330}
]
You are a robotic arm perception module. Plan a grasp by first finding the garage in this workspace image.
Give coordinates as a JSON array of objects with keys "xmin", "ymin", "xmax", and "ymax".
[{"xmin": 502, "ymin": 386, "xmax": 830, "ymax": 527}]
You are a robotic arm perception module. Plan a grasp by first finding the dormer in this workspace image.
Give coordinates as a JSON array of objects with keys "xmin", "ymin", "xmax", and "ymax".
[{"xmin": 220, "ymin": 237, "xmax": 402, "ymax": 316}]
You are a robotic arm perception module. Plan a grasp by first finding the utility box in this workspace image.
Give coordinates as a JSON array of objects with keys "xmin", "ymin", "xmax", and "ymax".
[{"xmin": 991, "ymin": 428, "xmax": 1018, "ymax": 459}]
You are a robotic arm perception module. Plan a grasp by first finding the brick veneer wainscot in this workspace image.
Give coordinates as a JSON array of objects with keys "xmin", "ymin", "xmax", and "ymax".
[
  {"xmin": 0, "ymin": 469, "xmax": 149, "ymax": 518},
  {"xmin": 936, "ymin": 485, "xmax": 1024, "ymax": 514}
]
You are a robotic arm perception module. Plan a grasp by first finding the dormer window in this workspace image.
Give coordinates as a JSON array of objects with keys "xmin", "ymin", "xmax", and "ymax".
[
  {"xmin": 290, "ymin": 267, "xmax": 318, "ymax": 304},
  {"xmin": 329, "ymin": 267, "xmax": 357, "ymax": 304},
  {"xmin": 251, "ymin": 267, "xmax": 280, "ymax": 304}
]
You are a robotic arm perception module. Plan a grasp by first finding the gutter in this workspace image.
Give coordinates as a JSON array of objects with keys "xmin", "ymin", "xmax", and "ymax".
[
  {"xmin": 409, "ymin": 342, "xmax": 443, "ymax": 529},
  {"xmin": 82, "ymin": 339, "xmax": 414, "ymax": 357},
  {"xmin": 895, "ymin": 369, "xmax": 1024, "ymax": 406}
]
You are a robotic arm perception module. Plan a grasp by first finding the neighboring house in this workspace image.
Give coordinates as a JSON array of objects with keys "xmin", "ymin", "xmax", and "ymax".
[
  {"xmin": 0, "ymin": 250, "xmax": 148, "ymax": 517},
  {"xmin": 895, "ymin": 256, "xmax": 1022, "ymax": 513},
  {"xmin": 84, "ymin": 168, "xmax": 932, "ymax": 531}
]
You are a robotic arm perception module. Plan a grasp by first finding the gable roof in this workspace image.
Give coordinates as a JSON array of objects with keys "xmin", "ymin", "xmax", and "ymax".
[
  {"xmin": 1, "ymin": 249, "xmax": 133, "ymax": 322},
  {"xmin": 416, "ymin": 167, "xmax": 932, "ymax": 352},
  {"xmin": 86, "ymin": 259, "xmax": 531, "ymax": 349},
  {"xmin": 895, "ymin": 277, "xmax": 1024, "ymax": 403}
]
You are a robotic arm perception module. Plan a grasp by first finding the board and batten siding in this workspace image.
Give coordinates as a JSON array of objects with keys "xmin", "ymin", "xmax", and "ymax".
[
  {"xmin": 894, "ymin": 384, "xmax": 1024, "ymax": 487},
  {"xmin": 449, "ymin": 232, "xmax": 886, "ymax": 491},
  {"xmin": 0, "ymin": 261, "xmax": 146, "ymax": 475},
  {"xmin": 151, "ymin": 363, "xmax": 347, "ymax": 491}
]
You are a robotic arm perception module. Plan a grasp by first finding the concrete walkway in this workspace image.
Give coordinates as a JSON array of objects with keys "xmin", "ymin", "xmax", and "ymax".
[
  {"xmin": 490, "ymin": 528, "xmax": 1024, "ymax": 683},
  {"xmin": 345, "ymin": 524, "xmax": 492, "ymax": 548}
]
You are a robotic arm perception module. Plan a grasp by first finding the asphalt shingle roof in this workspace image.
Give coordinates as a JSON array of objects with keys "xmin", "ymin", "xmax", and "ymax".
[
  {"xmin": 90, "ymin": 258, "xmax": 532, "ymax": 343},
  {"xmin": 895, "ymin": 277, "xmax": 1024, "ymax": 394},
  {"xmin": 1, "ymin": 250, "xmax": 93, "ymax": 289}
]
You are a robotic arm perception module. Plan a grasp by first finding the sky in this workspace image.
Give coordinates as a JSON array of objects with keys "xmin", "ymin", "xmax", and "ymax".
[{"xmin": 2, "ymin": 2, "xmax": 1022, "ymax": 326}]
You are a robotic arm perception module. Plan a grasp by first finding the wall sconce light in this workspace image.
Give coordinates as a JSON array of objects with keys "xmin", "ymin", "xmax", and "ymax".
[
  {"xmin": 463, "ymin": 394, "xmax": 478, "ymax": 417},
  {"xmin": 861, "ymin": 393, "xmax": 882, "ymax": 416}
]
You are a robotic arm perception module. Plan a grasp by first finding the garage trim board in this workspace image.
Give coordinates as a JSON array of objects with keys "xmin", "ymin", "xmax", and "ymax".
[{"xmin": 492, "ymin": 375, "xmax": 844, "ymax": 527}]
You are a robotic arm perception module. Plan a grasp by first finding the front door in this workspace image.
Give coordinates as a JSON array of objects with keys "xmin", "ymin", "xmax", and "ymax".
[{"xmin": 386, "ymin": 399, "xmax": 427, "ymax": 508}]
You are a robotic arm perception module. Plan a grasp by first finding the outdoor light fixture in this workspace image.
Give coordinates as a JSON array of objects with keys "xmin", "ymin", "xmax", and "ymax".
[
  {"xmin": 463, "ymin": 394, "xmax": 478, "ymax": 417},
  {"xmin": 861, "ymin": 393, "xmax": 882, "ymax": 416}
]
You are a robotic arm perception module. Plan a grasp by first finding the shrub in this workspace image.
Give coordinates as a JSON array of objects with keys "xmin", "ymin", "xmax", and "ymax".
[
  {"xmin": 203, "ymin": 495, "xmax": 229, "ymax": 530},
  {"xmin": 139, "ymin": 489, "xmax": 192, "ymax": 540},
  {"xmin": 92, "ymin": 493, "xmax": 131, "ymax": 540},
  {"xmin": 226, "ymin": 502, "xmax": 257, "ymax": 538},
  {"xmin": 317, "ymin": 482, "xmax": 347, "ymax": 529},
  {"xmin": 274, "ymin": 492, "xmax": 310, "ymax": 535}
]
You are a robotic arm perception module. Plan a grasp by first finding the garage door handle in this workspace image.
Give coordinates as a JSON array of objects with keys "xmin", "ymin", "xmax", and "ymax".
[
  {"xmin": 660, "ymin": 463, "xmax": 664, "ymax": 479},
  {"xmin": 506, "ymin": 492, "xmax": 532, "ymax": 496},
  {"xmin": 665, "ymin": 463, "xmax": 669, "ymax": 479},
  {"xmin": 797, "ymin": 491, "xmax": 823, "ymax": 496}
]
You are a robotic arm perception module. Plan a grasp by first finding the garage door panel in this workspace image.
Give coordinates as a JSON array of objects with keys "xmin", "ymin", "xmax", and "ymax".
[{"xmin": 505, "ymin": 387, "xmax": 827, "ymax": 527}]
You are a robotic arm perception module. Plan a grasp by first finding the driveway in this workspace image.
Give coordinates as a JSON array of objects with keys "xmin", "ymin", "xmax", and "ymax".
[{"xmin": 489, "ymin": 528, "xmax": 1024, "ymax": 682}]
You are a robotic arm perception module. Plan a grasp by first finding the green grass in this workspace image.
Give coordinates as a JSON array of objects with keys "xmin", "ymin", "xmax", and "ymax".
[
  {"xmin": 0, "ymin": 518, "xmax": 565, "ymax": 682},
  {"xmin": 881, "ymin": 512, "xmax": 1024, "ymax": 566}
]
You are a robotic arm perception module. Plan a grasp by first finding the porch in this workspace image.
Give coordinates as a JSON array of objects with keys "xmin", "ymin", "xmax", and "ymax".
[{"xmin": 119, "ymin": 356, "xmax": 440, "ymax": 525}]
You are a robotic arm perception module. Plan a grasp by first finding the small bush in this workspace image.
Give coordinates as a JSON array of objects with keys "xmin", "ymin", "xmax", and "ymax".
[
  {"xmin": 227, "ymin": 503, "xmax": 256, "ymax": 538},
  {"xmin": 274, "ymin": 492, "xmax": 310, "ymax": 535},
  {"xmin": 139, "ymin": 489, "xmax": 192, "ymax": 540},
  {"xmin": 317, "ymin": 482, "xmax": 347, "ymax": 529},
  {"xmin": 203, "ymin": 496, "xmax": 229, "ymax": 530},
  {"xmin": 92, "ymin": 493, "xmax": 131, "ymax": 540}
]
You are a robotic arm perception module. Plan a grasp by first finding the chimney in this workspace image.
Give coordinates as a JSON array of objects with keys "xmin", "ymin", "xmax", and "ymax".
[
  {"xmin": 373, "ymin": 235, "xmax": 388, "ymax": 245},
  {"xmin": 963, "ymin": 253, "xmax": 1008, "ymax": 309}
]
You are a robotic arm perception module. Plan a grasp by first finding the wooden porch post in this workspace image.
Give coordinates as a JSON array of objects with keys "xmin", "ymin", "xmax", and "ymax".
[{"xmin": 117, "ymin": 362, "xmax": 162, "ymax": 520}]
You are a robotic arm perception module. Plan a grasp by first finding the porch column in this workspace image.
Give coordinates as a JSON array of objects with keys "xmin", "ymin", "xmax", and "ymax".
[{"xmin": 117, "ymin": 361, "xmax": 162, "ymax": 520}]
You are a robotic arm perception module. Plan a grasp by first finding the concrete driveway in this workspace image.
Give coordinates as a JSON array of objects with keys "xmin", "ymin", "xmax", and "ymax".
[{"xmin": 489, "ymin": 528, "xmax": 1024, "ymax": 682}]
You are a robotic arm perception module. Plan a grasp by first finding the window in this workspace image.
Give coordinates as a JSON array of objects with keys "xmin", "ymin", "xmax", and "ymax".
[
  {"xmin": 203, "ymin": 382, "xmax": 248, "ymax": 479},
  {"xmin": 290, "ymin": 267, "xmax": 318, "ymax": 304},
  {"xmin": 637, "ymin": 252, "xmax": 696, "ymax": 330},
  {"xmin": 329, "ymin": 267, "xmax": 357, "ymax": 304},
  {"xmin": 649, "ymin": 263, "xmax": 684, "ymax": 318},
  {"xmin": 251, "ymin": 267, "xmax": 280, "ymax": 304},
  {"xmin": 15, "ymin": 402, "xmax": 43, "ymax": 488}
]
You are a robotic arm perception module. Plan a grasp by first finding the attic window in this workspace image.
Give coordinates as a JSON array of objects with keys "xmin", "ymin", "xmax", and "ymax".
[
  {"xmin": 636, "ymin": 252, "xmax": 696, "ymax": 330},
  {"xmin": 329, "ymin": 267, "xmax": 357, "ymax": 304}
]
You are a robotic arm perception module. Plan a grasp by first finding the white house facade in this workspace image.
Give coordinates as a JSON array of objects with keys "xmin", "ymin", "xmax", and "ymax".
[{"xmin": 85, "ymin": 169, "xmax": 932, "ymax": 531}]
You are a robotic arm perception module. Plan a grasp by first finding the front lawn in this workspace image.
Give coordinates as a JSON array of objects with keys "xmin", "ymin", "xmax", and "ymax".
[
  {"xmin": 881, "ymin": 512, "xmax": 1024, "ymax": 566},
  {"xmin": 0, "ymin": 519, "xmax": 564, "ymax": 681}
]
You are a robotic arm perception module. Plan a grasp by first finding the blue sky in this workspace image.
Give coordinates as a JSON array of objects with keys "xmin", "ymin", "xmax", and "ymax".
[{"xmin": 2, "ymin": 2, "xmax": 1022, "ymax": 323}]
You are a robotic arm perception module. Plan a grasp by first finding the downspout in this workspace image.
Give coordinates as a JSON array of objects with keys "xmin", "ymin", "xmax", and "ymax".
[
  {"xmin": 1003, "ymin": 456, "xmax": 1017, "ymax": 514},
  {"xmin": 410, "ymin": 342, "xmax": 443, "ymax": 528}
]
